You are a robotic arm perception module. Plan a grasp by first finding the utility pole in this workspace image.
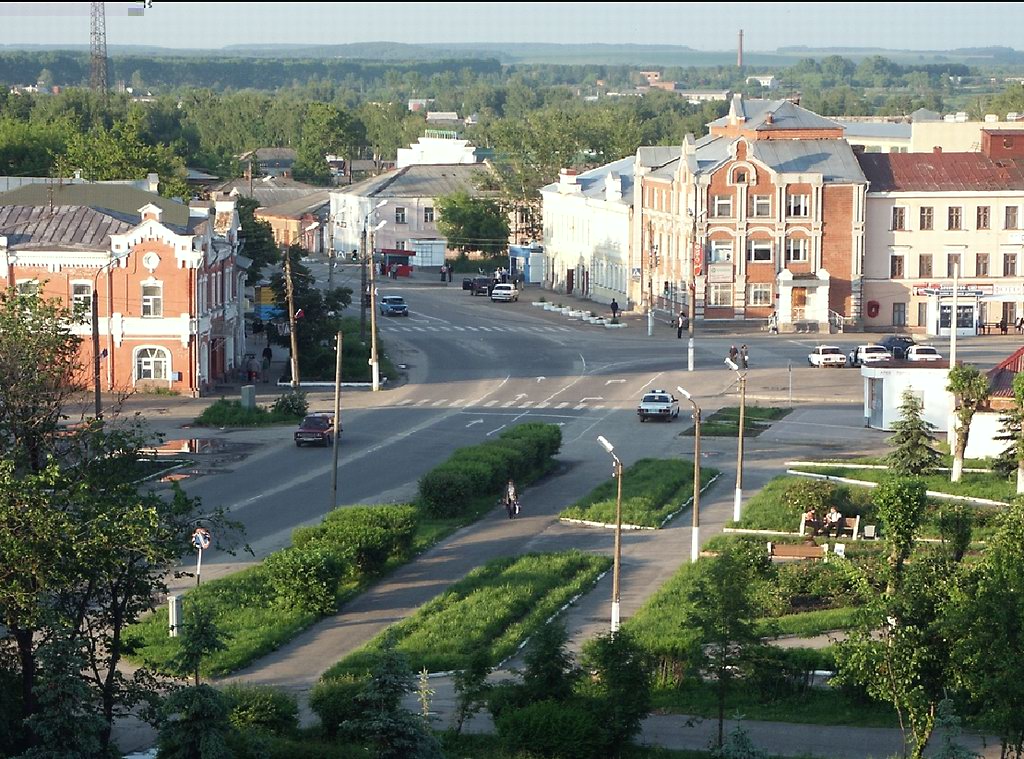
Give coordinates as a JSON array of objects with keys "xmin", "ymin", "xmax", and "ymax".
[
  {"xmin": 368, "ymin": 225, "xmax": 381, "ymax": 392},
  {"xmin": 359, "ymin": 223, "xmax": 368, "ymax": 342},
  {"xmin": 688, "ymin": 208, "xmax": 703, "ymax": 372},
  {"xmin": 327, "ymin": 216, "xmax": 335, "ymax": 290},
  {"xmin": 283, "ymin": 247, "xmax": 300, "ymax": 388},
  {"xmin": 734, "ymin": 371, "xmax": 747, "ymax": 522},
  {"xmin": 330, "ymin": 330, "xmax": 343, "ymax": 508}
]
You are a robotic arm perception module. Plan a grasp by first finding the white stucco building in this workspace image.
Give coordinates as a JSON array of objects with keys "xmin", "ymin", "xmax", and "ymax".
[
  {"xmin": 539, "ymin": 158, "xmax": 634, "ymax": 306},
  {"xmin": 858, "ymin": 131, "xmax": 1024, "ymax": 334},
  {"xmin": 396, "ymin": 130, "xmax": 483, "ymax": 168}
]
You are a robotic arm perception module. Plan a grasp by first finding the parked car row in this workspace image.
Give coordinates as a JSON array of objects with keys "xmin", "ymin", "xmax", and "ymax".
[{"xmin": 809, "ymin": 337, "xmax": 943, "ymax": 368}]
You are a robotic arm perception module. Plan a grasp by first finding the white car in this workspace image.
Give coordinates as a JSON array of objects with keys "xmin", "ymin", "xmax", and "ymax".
[
  {"xmin": 637, "ymin": 390, "xmax": 680, "ymax": 422},
  {"xmin": 489, "ymin": 283, "xmax": 519, "ymax": 302},
  {"xmin": 906, "ymin": 345, "xmax": 943, "ymax": 362},
  {"xmin": 808, "ymin": 345, "xmax": 848, "ymax": 368},
  {"xmin": 848, "ymin": 344, "xmax": 892, "ymax": 367}
]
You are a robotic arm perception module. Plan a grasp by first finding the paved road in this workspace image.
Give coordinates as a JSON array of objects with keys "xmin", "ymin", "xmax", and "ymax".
[{"xmin": 111, "ymin": 271, "xmax": 1015, "ymax": 756}]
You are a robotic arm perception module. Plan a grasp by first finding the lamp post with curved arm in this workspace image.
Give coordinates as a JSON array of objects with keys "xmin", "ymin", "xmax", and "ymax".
[
  {"xmin": 726, "ymin": 357, "xmax": 748, "ymax": 522},
  {"xmin": 597, "ymin": 435, "xmax": 623, "ymax": 633},
  {"xmin": 91, "ymin": 253, "xmax": 129, "ymax": 418},
  {"xmin": 677, "ymin": 386, "xmax": 701, "ymax": 563}
]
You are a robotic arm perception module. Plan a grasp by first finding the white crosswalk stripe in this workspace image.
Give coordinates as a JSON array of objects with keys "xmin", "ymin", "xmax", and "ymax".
[{"xmin": 391, "ymin": 396, "xmax": 603, "ymax": 411}]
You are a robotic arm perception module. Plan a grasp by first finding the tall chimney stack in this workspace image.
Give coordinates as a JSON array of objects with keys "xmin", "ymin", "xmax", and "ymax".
[{"xmin": 737, "ymin": 29, "xmax": 744, "ymax": 68}]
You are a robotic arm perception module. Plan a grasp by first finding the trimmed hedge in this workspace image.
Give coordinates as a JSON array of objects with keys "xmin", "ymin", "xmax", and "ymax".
[
  {"xmin": 223, "ymin": 684, "xmax": 299, "ymax": 736},
  {"xmin": 418, "ymin": 422, "xmax": 562, "ymax": 518},
  {"xmin": 495, "ymin": 699, "xmax": 607, "ymax": 759},
  {"xmin": 308, "ymin": 676, "xmax": 367, "ymax": 739}
]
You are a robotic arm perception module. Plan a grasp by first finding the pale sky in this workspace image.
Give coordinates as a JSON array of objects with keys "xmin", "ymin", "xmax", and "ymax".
[{"xmin": 0, "ymin": 2, "xmax": 1022, "ymax": 52}]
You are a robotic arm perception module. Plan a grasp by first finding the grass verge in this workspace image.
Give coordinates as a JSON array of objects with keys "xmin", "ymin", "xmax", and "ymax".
[
  {"xmin": 791, "ymin": 464, "xmax": 1014, "ymax": 504},
  {"xmin": 322, "ymin": 550, "xmax": 611, "ymax": 679},
  {"xmin": 559, "ymin": 458, "xmax": 719, "ymax": 528},
  {"xmin": 194, "ymin": 398, "xmax": 303, "ymax": 427},
  {"xmin": 682, "ymin": 405, "xmax": 792, "ymax": 437}
]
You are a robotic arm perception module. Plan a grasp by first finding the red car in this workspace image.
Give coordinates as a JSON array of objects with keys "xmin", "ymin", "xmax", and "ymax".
[{"xmin": 294, "ymin": 413, "xmax": 338, "ymax": 447}]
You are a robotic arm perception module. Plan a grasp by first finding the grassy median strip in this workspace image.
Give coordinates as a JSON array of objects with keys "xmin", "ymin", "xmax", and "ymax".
[
  {"xmin": 682, "ymin": 405, "xmax": 791, "ymax": 437},
  {"xmin": 792, "ymin": 463, "xmax": 1014, "ymax": 504},
  {"xmin": 322, "ymin": 550, "xmax": 611, "ymax": 679},
  {"xmin": 559, "ymin": 458, "xmax": 718, "ymax": 528}
]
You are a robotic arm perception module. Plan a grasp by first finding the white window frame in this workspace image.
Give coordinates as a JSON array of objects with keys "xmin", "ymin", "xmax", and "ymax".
[
  {"xmin": 395, "ymin": 207, "xmax": 407, "ymax": 224},
  {"xmin": 134, "ymin": 346, "xmax": 170, "ymax": 382},
  {"xmin": 141, "ymin": 282, "xmax": 163, "ymax": 318},
  {"xmin": 748, "ymin": 283, "xmax": 772, "ymax": 306},
  {"xmin": 787, "ymin": 194, "xmax": 809, "ymax": 217},
  {"xmin": 423, "ymin": 206, "xmax": 434, "ymax": 224},
  {"xmin": 947, "ymin": 206, "xmax": 963, "ymax": 231},
  {"xmin": 16, "ymin": 279, "xmax": 39, "ymax": 295},
  {"xmin": 71, "ymin": 281, "xmax": 92, "ymax": 312},
  {"xmin": 785, "ymin": 238, "xmax": 809, "ymax": 263},
  {"xmin": 709, "ymin": 240, "xmax": 733, "ymax": 263},
  {"xmin": 751, "ymin": 195, "xmax": 772, "ymax": 217},
  {"xmin": 1006, "ymin": 205, "xmax": 1019, "ymax": 230},
  {"xmin": 707, "ymin": 283, "xmax": 733, "ymax": 307},
  {"xmin": 747, "ymin": 239, "xmax": 773, "ymax": 263},
  {"xmin": 712, "ymin": 195, "xmax": 733, "ymax": 218}
]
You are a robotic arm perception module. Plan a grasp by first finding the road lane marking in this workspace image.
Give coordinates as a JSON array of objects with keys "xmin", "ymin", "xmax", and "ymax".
[
  {"xmin": 605, "ymin": 379, "xmax": 625, "ymax": 385},
  {"xmin": 431, "ymin": 399, "xmax": 448, "ymax": 406},
  {"xmin": 486, "ymin": 424, "xmax": 507, "ymax": 437},
  {"xmin": 484, "ymin": 400, "xmax": 498, "ymax": 407},
  {"xmin": 466, "ymin": 419, "xmax": 483, "ymax": 427},
  {"xmin": 555, "ymin": 402, "xmax": 569, "ymax": 409}
]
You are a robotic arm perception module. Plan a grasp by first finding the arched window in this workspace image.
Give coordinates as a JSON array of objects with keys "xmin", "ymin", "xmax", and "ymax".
[{"xmin": 135, "ymin": 347, "xmax": 170, "ymax": 381}]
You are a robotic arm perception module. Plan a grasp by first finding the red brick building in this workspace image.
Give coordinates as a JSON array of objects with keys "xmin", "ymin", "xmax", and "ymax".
[
  {"xmin": 0, "ymin": 184, "xmax": 246, "ymax": 396},
  {"xmin": 633, "ymin": 95, "xmax": 868, "ymax": 330}
]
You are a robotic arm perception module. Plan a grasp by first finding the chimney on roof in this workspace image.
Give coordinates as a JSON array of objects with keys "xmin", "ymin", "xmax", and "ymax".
[
  {"xmin": 765, "ymin": 111, "xmax": 774, "ymax": 125},
  {"xmin": 933, "ymin": 146, "xmax": 943, "ymax": 154},
  {"xmin": 558, "ymin": 168, "xmax": 581, "ymax": 194}
]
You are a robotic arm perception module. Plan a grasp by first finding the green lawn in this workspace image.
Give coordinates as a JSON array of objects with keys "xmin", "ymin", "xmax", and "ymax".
[
  {"xmin": 791, "ymin": 464, "xmax": 1014, "ymax": 504},
  {"xmin": 322, "ymin": 551, "xmax": 610, "ymax": 679},
  {"xmin": 682, "ymin": 405, "xmax": 792, "ymax": 438},
  {"xmin": 559, "ymin": 458, "xmax": 719, "ymax": 528}
]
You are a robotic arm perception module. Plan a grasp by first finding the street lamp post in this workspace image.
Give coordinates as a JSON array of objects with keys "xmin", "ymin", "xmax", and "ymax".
[
  {"xmin": 725, "ymin": 358, "xmax": 748, "ymax": 522},
  {"xmin": 677, "ymin": 386, "xmax": 701, "ymax": 563},
  {"xmin": 360, "ymin": 200, "xmax": 388, "ymax": 344},
  {"xmin": 687, "ymin": 207, "xmax": 707, "ymax": 373},
  {"xmin": 597, "ymin": 435, "xmax": 623, "ymax": 633},
  {"xmin": 368, "ymin": 219, "xmax": 387, "ymax": 392}
]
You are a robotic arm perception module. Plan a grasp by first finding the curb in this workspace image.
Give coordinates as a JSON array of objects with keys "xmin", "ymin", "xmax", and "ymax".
[{"xmin": 558, "ymin": 473, "xmax": 722, "ymax": 531}]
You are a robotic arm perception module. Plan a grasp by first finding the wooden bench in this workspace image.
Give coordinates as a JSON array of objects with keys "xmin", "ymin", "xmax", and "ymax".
[
  {"xmin": 799, "ymin": 513, "xmax": 860, "ymax": 540},
  {"xmin": 768, "ymin": 541, "xmax": 828, "ymax": 561}
]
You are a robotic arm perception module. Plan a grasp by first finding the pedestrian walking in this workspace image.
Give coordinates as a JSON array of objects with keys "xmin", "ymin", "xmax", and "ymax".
[
  {"xmin": 676, "ymin": 310, "xmax": 687, "ymax": 339},
  {"xmin": 728, "ymin": 345, "xmax": 739, "ymax": 366},
  {"xmin": 740, "ymin": 344, "xmax": 749, "ymax": 369},
  {"xmin": 610, "ymin": 299, "xmax": 620, "ymax": 319},
  {"xmin": 246, "ymin": 356, "xmax": 260, "ymax": 383},
  {"xmin": 767, "ymin": 309, "xmax": 779, "ymax": 334},
  {"xmin": 504, "ymin": 478, "xmax": 519, "ymax": 519},
  {"xmin": 440, "ymin": 264, "xmax": 447, "ymax": 283},
  {"xmin": 447, "ymin": 265, "xmax": 453, "ymax": 283},
  {"xmin": 261, "ymin": 345, "xmax": 273, "ymax": 382}
]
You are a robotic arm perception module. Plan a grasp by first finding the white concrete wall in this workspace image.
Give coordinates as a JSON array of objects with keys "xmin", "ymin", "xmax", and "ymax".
[
  {"xmin": 397, "ymin": 136, "xmax": 479, "ymax": 168},
  {"xmin": 862, "ymin": 365, "xmax": 953, "ymax": 431},
  {"xmin": 962, "ymin": 410, "xmax": 1011, "ymax": 459}
]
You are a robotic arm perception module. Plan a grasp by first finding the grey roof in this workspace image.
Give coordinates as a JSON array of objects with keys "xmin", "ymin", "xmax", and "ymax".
[
  {"xmin": 710, "ymin": 98, "xmax": 842, "ymax": 132},
  {"xmin": 910, "ymin": 108, "xmax": 942, "ymax": 122},
  {"xmin": 0, "ymin": 205, "xmax": 136, "ymax": 251},
  {"xmin": 636, "ymin": 146, "xmax": 681, "ymax": 170},
  {"xmin": 258, "ymin": 190, "xmax": 331, "ymax": 217},
  {"xmin": 539, "ymin": 157, "xmax": 635, "ymax": 203},
  {"xmin": 835, "ymin": 121, "xmax": 912, "ymax": 139},
  {"xmin": 343, "ymin": 164, "xmax": 493, "ymax": 200},
  {"xmin": 750, "ymin": 140, "xmax": 866, "ymax": 183},
  {"xmin": 0, "ymin": 184, "xmax": 190, "ymax": 227},
  {"xmin": 217, "ymin": 177, "xmax": 324, "ymax": 208}
]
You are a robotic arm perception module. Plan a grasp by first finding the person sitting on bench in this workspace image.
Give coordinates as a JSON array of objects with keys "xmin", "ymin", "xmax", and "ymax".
[
  {"xmin": 824, "ymin": 506, "xmax": 844, "ymax": 537},
  {"xmin": 803, "ymin": 508, "xmax": 821, "ymax": 536}
]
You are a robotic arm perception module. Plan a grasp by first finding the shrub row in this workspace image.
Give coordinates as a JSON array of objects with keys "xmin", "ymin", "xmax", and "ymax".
[
  {"xmin": 418, "ymin": 422, "xmax": 562, "ymax": 518},
  {"xmin": 195, "ymin": 392, "xmax": 308, "ymax": 427}
]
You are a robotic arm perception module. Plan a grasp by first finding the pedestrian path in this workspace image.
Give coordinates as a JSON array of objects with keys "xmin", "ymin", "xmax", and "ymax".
[{"xmin": 378, "ymin": 322, "xmax": 579, "ymax": 334}]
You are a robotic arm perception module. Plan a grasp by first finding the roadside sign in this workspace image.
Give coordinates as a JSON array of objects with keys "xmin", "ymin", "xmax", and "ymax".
[
  {"xmin": 191, "ymin": 528, "xmax": 211, "ymax": 551},
  {"xmin": 631, "ymin": 267, "xmax": 642, "ymax": 281}
]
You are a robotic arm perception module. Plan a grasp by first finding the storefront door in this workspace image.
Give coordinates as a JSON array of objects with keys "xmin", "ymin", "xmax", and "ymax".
[{"xmin": 791, "ymin": 287, "xmax": 807, "ymax": 321}]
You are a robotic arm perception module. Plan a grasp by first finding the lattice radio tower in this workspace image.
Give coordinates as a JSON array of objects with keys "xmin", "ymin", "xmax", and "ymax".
[{"xmin": 90, "ymin": 2, "xmax": 108, "ymax": 92}]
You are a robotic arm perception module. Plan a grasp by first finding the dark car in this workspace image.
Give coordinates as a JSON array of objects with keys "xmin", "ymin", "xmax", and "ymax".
[
  {"xmin": 877, "ymin": 334, "xmax": 916, "ymax": 360},
  {"xmin": 378, "ymin": 295, "xmax": 409, "ymax": 316},
  {"xmin": 470, "ymin": 277, "xmax": 494, "ymax": 296},
  {"xmin": 462, "ymin": 277, "xmax": 475, "ymax": 291},
  {"xmin": 294, "ymin": 413, "xmax": 338, "ymax": 447}
]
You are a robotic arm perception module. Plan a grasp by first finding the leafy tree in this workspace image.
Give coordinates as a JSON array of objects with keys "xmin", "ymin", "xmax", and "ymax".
[
  {"xmin": 451, "ymin": 649, "xmax": 492, "ymax": 734},
  {"xmin": 0, "ymin": 118, "xmax": 69, "ymax": 177},
  {"xmin": 434, "ymin": 191, "xmax": 509, "ymax": 255},
  {"xmin": 341, "ymin": 638, "xmax": 443, "ymax": 759},
  {"xmin": 156, "ymin": 685, "xmax": 234, "ymax": 759},
  {"xmin": 269, "ymin": 244, "xmax": 353, "ymax": 380},
  {"xmin": 947, "ymin": 365, "xmax": 990, "ymax": 482},
  {"xmin": 936, "ymin": 503, "xmax": 972, "ymax": 564},
  {"xmin": 521, "ymin": 620, "xmax": 578, "ymax": 704},
  {"xmin": 579, "ymin": 629, "xmax": 652, "ymax": 755},
  {"xmin": 14, "ymin": 634, "xmax": 106, "ymax": 759},
  {"xmin": 60, "ymin": 109, "xmax": 189, "ymax": 199},
  {"xmin": 948, "ymin": 502, "xmax": 1024, "ymax": 757},
  {"xmin": 886, "ymin": 389, "xmax": 940, "ymax": 476},
  {"xmin": 170, "ymin": 603, "xmax": 228, "ymax": 688},
  {"xmin": 236, "ymin": 196, "xmax": 279, "ymax": 286},
  {"xmin": 874, "ymin": 476, "xmax": 927, "ymax": 595},
  {"xmin": 996, "ymin": 372, "xmax": 1024, "ymax": 494},
  {"xmin": 293, "ymin": 102, "xmax": 363, "ymax": 185},
  {"xmin": 686, "ymin": 549, "xmax": 764, "ymax": 748}
]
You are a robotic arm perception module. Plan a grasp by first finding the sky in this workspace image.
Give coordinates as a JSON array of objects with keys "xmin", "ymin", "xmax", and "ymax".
[{"xmin": 1, "ymin": 2, "xmax": 1023, "ymax": 52}]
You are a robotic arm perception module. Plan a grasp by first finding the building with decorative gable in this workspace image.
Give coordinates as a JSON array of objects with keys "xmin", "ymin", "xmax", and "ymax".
[
  {"xmin": 0, "ymin": 184, "xmax": 245, "ymax": 397},
  {"xmin": 634, "ymin": 95, "xmax": 868, "ymax": 330}
]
